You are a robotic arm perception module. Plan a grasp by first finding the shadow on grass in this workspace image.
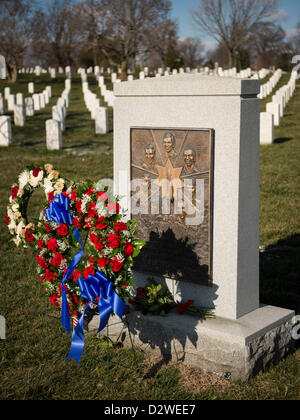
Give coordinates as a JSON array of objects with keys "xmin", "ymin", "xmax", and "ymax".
[
  {"xmin": 260, "ymin": 234, "xmax": 300, "ymax": 315},
  {"xmin": 274, "ymin": 137, "xmax": 293, "ymax": 144}
]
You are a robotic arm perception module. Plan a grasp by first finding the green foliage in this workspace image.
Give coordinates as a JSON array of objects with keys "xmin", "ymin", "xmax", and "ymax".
[{"xmin": 130, "ymin": 278, "xmax": 176, "ymax": 316}]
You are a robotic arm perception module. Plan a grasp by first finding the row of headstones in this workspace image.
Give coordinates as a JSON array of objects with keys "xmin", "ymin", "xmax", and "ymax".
[
  {"xmin": 0, "ymin": 86, "xmax": 53, "ymax": 137},
  {"xmin": 78, "ymin": 70, "xmax": 109, "ymax": 135},
  {"xmin": 260, "ymin": 71, "xmax": 297, "ymax": 144},
  {"xmin": 46, "ymin": 78, "xmax": 71, "ymax": 150},
  {"xmin": 18, "ymin": 65, "xmax": 72, "ymax": 78},
  {"xmin": 80, "ymin": 65, "xmax": 261, "ymax": 82},
  {"xmin": 258, "ymin": 69, "xmax": 282, "ymax": 99}
]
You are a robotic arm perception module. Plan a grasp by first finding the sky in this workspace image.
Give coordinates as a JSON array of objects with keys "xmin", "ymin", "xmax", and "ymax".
[{"xmin": 171, "ymin": 0, "xmax": 300, "ymax": 50}]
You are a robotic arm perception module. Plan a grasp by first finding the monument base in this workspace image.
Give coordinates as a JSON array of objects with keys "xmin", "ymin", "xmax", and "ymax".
[{"xmin": 89, "ymin": 305, "xmax": 295, "ymax": 382}]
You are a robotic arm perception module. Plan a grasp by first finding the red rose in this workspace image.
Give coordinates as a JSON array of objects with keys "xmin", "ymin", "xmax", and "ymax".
[
  {"xmin": 110, "ymin": 258, "xmax": 123, "ymax": 272},
  {"xmin": 94, "ymin": 241, "xmax": 104, "ymax": 251},
  {"xmin": 85, "ymin": 188, "xmax": 95, "ymax": 196},
  {"xmin": 123, "ymin": 242, "xmax": 134, "ymax": 257},
  {"xmin": 45, "ymin": 224, "xmax": 51, "ymax": 233},
  {"xmin": 75, "ymin": 200, "xmax": 83, "ymax": 214},
  {"xmin": 97, "ymin": 257, "xmax": 109, "ymax": 268},
  {"xmin": 114, "ymin": 222, "xmax": 127, "ymax": 233},
  {"xmin": 33, "ymin": 167, "xmax": 42, "ymax": 177},
  {"xmin": 83, "ymin": 266, "xmax": 95, "ymax": 279},
  {"xmin": 25, "ymin": 228, "xmax": 34, "ymax": 242},
  {"xmin": 96, "ymin": 216, "xmax": 108, "ymax": 230},
  {"xmin": 72, "ymin": 217, "xmax": 80, "ymax": 228},
  {"xmin": 39, "ymin": 276, "xmax": 45, "ymax": 284},
  {"xmin": 5, "ymin": 215, "xmax": 10, "ymax": 225},
  {"xmin": 45, "ymin": 269, "xmax": 57, "ymax": 282},
  {"xmin": 49, "ymin": 292, "xmax": 60, "ymax": 307},
  {"xmin": 11, "ymin": 186, "xmax": 19, "ymax": 200},
  {"xmin": 47, "ymin": 238, "xmax": 57, "ymax": 252},
  {"xmin": 107, "ymin": 234, "xmax": 120, "ymax": 249},
  {"xmin": 96, "ymin": 191, "xmax": 108, "ymax": 202},
  {"xmin": 88, "ymin": 202, "xmax": 97, "ymax": 218},
  {"xmin": 38, "ymin": 240, "xmax": 45, "ymax": 249},
  {"xmin": 56, "ymin": 223, "xmax": 69, "ymax": 236},
  {"xmin": 89, "ymin": 256, "xmax": 96, "ymax": 265},
  {"xmin": 48, "ymin": 191, "xmax": 55, "ymax": 203},
  {"xmin": 36, "ymin": 255, "xmax": 48, "ymax": 269},
  {"xmin": 51, "ymin": 252, "xmax": 63, "ymax": 267},
  {"xmin": 70, "ymin": 189, "xmax": 77, "ymax": 201},
  {"xmin": 73, "ymin": 270, "xmax": 81, "ymax": 282}
]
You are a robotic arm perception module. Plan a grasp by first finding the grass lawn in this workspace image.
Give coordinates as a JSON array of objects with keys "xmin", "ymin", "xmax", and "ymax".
[{"xmin": 0, "ymin": 73, "xmax": 299, "ymax": 400}]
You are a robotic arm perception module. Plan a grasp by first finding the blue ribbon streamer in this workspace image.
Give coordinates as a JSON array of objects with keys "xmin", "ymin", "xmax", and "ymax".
[
  {"xmin": 65, "ymin": 271, "xmax": 128, "ymax": 364},
  {"xmin": 46, "ymin": 193, "xmax": 83, "ymax": 334}
]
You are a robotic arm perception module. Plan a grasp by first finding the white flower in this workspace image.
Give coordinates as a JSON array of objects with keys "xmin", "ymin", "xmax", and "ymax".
[
  {"xmin": 81, "ymin": 201, "xmax": 87, "ymax": 213},
  {"xmin": 96, "ymin": 200, "xmax": 109, "ymax": 217},
  {"xmin": 12, "ymin": 203, "xmax": 19, "ymax": 212},
  {"xmin": 54, "ymin": 178, "xmax": 65, "ymax": 193},
  {"xmin": 13, "ymin": 211, "xmax": 22, "ymax": 220},
  {"xmin": 13, "ymin": 236, "xmax": 21, "ymax": 247},
  {"xmin": 116, "ymin": 253, "xmax": 125, "ymax": 263},
  {"xmin": 44, "ymin": 178, "xmax": 53, "ymax": 194},
  {"xmin": 82, "ymin": 194, "xmax": 91, "ymax": 204},
  {"xmin": 7, "ymin": 208, "xmax": 13, "ymax": 218},
  {"xmin": 29, "ymin": 169, "xmax": 44, "ymax": 187},
  {"xmin": 16, "ymin": 221, "xmax": 25, "ymax": 236},
  {"xmin": 8, "ymin": 219, "xmax": 17, "ymax": 230},
  {"xmin": 18, "ymin": 170, "xmax": 30, "ymax": 188},
  {"xmin": 57, "ymin": 240, "xmax": 67, "ymax": 252},
  {"xmin": 59, "ymin": 260, "xmax": 68, "ymax": 271}
]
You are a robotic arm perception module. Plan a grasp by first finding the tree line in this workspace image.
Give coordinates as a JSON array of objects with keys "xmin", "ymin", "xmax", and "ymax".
[{"xmin": 0, "ymin": 0, "xmax": 299, "ymax": 83}]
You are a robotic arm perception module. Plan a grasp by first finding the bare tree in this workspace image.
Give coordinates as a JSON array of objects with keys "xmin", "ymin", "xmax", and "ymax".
[
  {"xmin": 0, "ymin": 0, "xmax": 37, "ymax": 82},
  {"xmin": 247, "ymin": 21, "xmax": 286, "ymax": 69},
  {"xmin": 30, "ymin": 0, "xmax": 84, "ymax": 68},
  {"xmin": 177, "ymin": 38, "xmax": 204, "ymax": 68},
  {"xmin": 191, "ymin": 0, "xmax": 278, "ymax": 68},
  {"xmin": 99, "ymin": 0, "xmax": 173, "ymax": 76}
]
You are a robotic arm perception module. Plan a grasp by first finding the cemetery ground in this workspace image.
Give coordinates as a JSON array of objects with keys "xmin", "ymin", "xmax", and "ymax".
[{"xmin": 0, "ymin": 73, "xmax": 299, "ymax": 400}]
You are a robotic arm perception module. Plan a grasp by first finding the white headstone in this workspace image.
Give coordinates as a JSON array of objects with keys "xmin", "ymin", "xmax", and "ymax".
[
  {"xmin": 260, "ymin": 112, "xmax": 274, "ymax": 144},
  {"xmin": 0, "ymin": 116, "xmax": 12, "ymax": 146},
  {"xmin": 16, "ymin": 93, "xmax": 23, "ymax": 105},
  {"xmin": 46, "ymin": 119, "xmax": 62, "ymax": 150},
  {"xmin": 25, "ymin": 97, "xmax": 34, "ymax": 117},
  {"xmin": 32, "ymin": 94, "xmax": 40, "ymax": 111},
  {"xmin": 266, "ymin": 102, "xmax": 280, "ymax": 126},
  {"xmin": 7, "ymin": 94, "xmax": 15, "ymax": 111},
  {"xmin": 0, "ymin": 56, "xmax": 6, "ymax": 79},
  {"xmin": 28, "ymin": 83, "xmax": 34, "ymax": 94},
  {"xmin": 14, "ymin": 104, "xmax": 26, "ymax": 127},
  {"xmin": 39, "ymin": 93, "xmax": 45, "ymax": 109},
  {"xmin": 46, "ymin": 86, "xmax": 52, "ymax": 98},
  {"xmin": 0, "ymin": 96, "xmax": 5, "ymax": 115},
  {"xmin": 4, "ymin": 87, "xmax": 10, "ymax": 100},
  {"xmin": 95, "ymin": 107, "xmax": 109, "ymax": 134}
]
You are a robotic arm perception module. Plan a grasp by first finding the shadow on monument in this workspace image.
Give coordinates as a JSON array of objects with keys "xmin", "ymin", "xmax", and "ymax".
[
  {"xmin": 128, "ymin": 228, "xmax": 218, "ymax": 378},
  {"xmin": 134, "ymin": 228, "xmax": 211, "ymax": 286}
]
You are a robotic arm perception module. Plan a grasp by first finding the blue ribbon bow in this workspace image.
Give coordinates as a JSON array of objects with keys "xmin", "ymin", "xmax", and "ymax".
[
  {"xmin": 65, "ymin": 271, "xmax": 128, "ymax": 364},
  {"xmin": 46, "ymin": 193, "xmax": 83, "ymax": 334},
  {"xmin": 46, "ymin": 193, "xmax": 128, "ymax": 364}
]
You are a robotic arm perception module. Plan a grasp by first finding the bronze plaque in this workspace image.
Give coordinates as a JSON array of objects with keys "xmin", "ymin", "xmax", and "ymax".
[{"xmin": 130, "ymin": 128, "xmax": 214, "ymax": 286}]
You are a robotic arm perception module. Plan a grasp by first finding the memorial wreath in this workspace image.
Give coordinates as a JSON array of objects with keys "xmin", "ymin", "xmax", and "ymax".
[{"xmin": 5, "ymin": 163, "xmax": 145, "ymax": 363}]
